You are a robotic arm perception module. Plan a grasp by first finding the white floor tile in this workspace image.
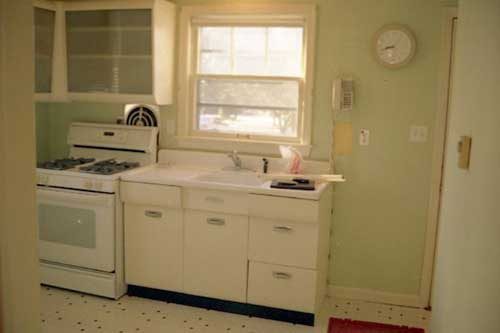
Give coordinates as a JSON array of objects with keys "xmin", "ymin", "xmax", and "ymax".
[
  {"xmin": 40, "ymin": 286, "xmax": 326, "ymax": 333},
  {"xmin": 40, "ymin": 285, "xmax": 427, "ymax": 333}
]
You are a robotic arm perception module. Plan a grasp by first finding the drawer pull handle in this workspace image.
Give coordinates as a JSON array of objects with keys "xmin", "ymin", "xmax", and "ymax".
[
  {"xmin": 273, "ymin": 225, "xmax": 293, "ymax": 232},
  {"xmin": 145, "ymin": 210, "xmax": 162, "ymax": 218},
  {"xmin": 205, "ymin": 196, "xmax": 224, "ymax": 204},
  {"xmin": 272, "ymin": 271, "xmax": 292, "ymax": 280},
  {"xmin": 207, "ymin": 218, "xmax": 225, "ymax": 226}
]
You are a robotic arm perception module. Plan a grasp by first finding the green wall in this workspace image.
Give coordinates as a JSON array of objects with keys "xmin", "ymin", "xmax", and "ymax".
[{"xmin": 35, "ymin": 0, "xmax": 443, "ymax": 297}]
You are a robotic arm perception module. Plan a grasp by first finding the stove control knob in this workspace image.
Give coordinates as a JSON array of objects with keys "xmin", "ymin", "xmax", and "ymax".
[
  {"xmin": 94, "ymin": 181, "xmax": 103, "ymax": 191},
  {"xmin": 37, "ymin": 174, "xmax": 49, "ymax": 185},
  {"xmin": 83, "ymin": 180, "xmax": 93, "ymax": 190}
]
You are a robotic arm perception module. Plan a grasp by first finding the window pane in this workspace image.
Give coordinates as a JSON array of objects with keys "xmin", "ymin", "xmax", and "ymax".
[
  {"xmin": 197, "ymin": 78, "xmax": 299, "ymax": 137},
  {"xmin": 268, "ymin": 27, "xmax": 303, "ymax": 76},
  {"xmin": 198, "ymin": 26, "xmax": 303, "ymax": 77},
  {"xmin": 199, "ymin": 27, "xmax": 231, "ymax": 74},
  {"xmin": 233, "ymin": 27, "xmax": 267, "ymax": 75}
]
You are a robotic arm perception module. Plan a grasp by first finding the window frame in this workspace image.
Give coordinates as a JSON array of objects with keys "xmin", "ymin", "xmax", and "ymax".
[{"xmin": 176, "ymin": 4, "xmax": 316, "ymax": 156}]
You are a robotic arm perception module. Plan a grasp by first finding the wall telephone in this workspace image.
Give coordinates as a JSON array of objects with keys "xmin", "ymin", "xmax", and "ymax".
[{"xmin": 332, "ymin": 78, "xmax": 354, "ymax": 112}]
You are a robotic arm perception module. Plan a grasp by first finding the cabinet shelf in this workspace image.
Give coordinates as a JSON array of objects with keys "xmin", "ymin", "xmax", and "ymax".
[
  {"xmin": 68, "ymin": 54, "xmax": 152, "ymax": 60},
  {"xmin": 36, "ymin": 53, "xmax": 52, "ymax": 59},
  {"xmin": 67, "ymin": 26, "xmax": 151, "ymax": 32},
  {"xmin": 35, "ymin": 25, "xmax": 53, "ymax": 32}
]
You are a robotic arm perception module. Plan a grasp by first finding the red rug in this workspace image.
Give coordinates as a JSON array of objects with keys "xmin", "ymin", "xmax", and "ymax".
[{"xmin": 328, "ymin": 318, "xmax": 425, "ymax": 333}]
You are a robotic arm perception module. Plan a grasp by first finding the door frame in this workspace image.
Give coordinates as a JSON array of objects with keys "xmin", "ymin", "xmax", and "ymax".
[
  {"xmin": 418, "ymin": 6, "xmax": 458, "ymax": 308},
  {"xmin": 0, "ymin": 0, "xmax": 41, "ymax": 331}
]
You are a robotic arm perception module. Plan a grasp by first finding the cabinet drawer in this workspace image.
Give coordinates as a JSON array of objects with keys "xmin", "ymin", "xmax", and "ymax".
[
  {"xmin": 249, "ymin": 218, "xmax": 318, "ymax": 269},
  {"xmin": 124, "ymin": 204, "xmax": 183, "ymax": 292},
  {"xmin": 249, "ymin": 194, "xmax": 318, "ymax": 223},
  {"xmin": 248, "ymin": 262, "xmax": 316, "ymax": 313},
  {"xmin": 184, "ymin": 210, "xmax": 248, "ymax": 302},
  {"xmin": 183, "ymin": 188, "xmax": 248, "ymax": 215},
  {"xmin": 121, "ymin": 181, "xmax": 181, "ymax": 208}
]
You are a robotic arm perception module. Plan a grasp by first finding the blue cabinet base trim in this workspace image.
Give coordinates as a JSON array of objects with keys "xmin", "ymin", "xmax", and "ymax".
[{"xmin": 127, "ymin": 285, "xmax": 315, "ymax": 326}]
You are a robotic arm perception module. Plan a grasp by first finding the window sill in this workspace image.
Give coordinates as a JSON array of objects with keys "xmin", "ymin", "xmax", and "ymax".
[{"xmin": 169, "ymin": 136, "xmax": 312, "ymax": 157}]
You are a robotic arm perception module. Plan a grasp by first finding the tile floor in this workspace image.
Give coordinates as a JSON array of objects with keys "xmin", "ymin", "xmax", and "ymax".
[
  {"xmin": 40, "ymin": 286, "xmax": 329, "ymax": 333},
  {"xmin": 40, "ymin": 285, "xmax": 429, "ymax": 333}
]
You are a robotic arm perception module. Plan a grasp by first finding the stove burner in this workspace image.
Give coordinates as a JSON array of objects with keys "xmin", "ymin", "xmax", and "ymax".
[
  {"xmin": 37, "ymin": 157, "xmax": 96, "ymax": 170},
  {"xmin": 79, "ymin": 159, "xmax": 140, "ymax": 175}
]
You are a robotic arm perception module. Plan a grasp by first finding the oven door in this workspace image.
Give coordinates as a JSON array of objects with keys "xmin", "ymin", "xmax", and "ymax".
[{"xmin": 37, "ymin": 187, "xmax": 115, "ymax": 272}]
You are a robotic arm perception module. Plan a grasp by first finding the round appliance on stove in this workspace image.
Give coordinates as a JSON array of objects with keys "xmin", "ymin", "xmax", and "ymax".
[{"xmin": 124, "ymin": 104, "xmax": 159, "ymax": 127}]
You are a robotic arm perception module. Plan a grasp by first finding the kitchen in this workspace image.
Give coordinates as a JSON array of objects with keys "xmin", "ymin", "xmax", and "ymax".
[{"xmin": 1, "ymin": 1, "xmax": 500, "ymax": 333}]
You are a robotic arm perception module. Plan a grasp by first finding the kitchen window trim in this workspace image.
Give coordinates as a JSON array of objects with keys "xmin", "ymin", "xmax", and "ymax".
[{"xmin": 176, "ymin": 4, "xmax": 316, "ymax": 156}]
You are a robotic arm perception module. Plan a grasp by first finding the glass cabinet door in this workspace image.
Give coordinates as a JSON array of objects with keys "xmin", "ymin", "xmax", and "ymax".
[
  {"xmin": 66, "ymin": 9, "xmax": 153, "ymax": 95},
  {"xmin": 35, "ymin": 7, "xmax": 56, "ymax": 93}
]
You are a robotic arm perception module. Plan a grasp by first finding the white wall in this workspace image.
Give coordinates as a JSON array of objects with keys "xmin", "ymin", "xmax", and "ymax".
[
  {"xmin": 430, "ymin": 0, "xmax": 500, "ymax": 332},
  {"xmin": 0, "ymin": 0, "xmax": 41, "ymax": 332}
]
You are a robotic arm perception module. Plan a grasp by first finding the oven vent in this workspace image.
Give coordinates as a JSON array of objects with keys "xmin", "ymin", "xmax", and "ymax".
[{"xmin": 124, "ymin": 104, "xmax": 159, "ymax": 127}]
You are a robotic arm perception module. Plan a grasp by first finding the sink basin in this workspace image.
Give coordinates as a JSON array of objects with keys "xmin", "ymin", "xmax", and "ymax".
[{"xmin": 193, "ymin": 170, "xmax": 264, "ymax": 186}]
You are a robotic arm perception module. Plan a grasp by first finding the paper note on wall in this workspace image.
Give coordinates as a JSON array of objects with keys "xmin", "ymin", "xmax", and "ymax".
[{"xmin": 334, "ymin": 122, "xmax": 353, "ymax": 155}]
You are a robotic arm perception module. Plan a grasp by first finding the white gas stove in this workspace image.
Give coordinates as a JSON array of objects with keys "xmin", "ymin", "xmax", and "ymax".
[{"xmin": 36, "ymin": 122, "xmax": 158, "ymax": 299}]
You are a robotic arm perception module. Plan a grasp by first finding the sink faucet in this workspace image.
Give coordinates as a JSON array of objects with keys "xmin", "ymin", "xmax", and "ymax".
[{"xmin": 227, "ymin": 150, "xmax": 242, "ymax": 169}]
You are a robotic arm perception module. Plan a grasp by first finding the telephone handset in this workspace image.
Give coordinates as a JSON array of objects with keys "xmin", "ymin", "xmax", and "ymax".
[{"xmin": 332, "ymin": 78, "xmax": 354, "ymax": 112}]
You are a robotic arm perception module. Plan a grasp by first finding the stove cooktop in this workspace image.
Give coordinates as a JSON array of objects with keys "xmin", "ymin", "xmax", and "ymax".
[
  {"xmin": 79, "ymin": 159, "xmax": 140, "ymax": 175},
  {"xmin": 37, "ymin": 157, "xmax": 96, "ymax": 170}
]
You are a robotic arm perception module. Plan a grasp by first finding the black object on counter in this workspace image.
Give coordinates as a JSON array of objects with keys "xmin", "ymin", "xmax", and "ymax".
[
  {"xmin": 262, "ymin": 158, "xmax": 269, "ymax": 174},
  {"xmin": 270, "ymin": 178, "xmax": 315, "ymax": 191}
]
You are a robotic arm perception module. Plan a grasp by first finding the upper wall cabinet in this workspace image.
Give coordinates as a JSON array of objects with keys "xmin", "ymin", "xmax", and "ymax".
[
  {"xmin": 34, "ymin": 0, "xmax": 175, "ymax": 105},
  {"xmin": 34, "ymin": 0, "xmax": 67, "ymax": 102},
  {"xmin": 34, "ymin": 6, "xmax": 55, "ymax": 94}
]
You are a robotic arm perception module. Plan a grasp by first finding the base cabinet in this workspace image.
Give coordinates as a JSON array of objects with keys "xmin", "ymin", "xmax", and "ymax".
[
  {"xmin": 121, "ymin": 182, "xmax": 332, "ymax": 324},
  {"xmin": 124, "ymin": 204, "xmax": 183, "ymax": 292},
  {"xmin": 248, "ymin": 261, "xmax": 317, "ymax": 313},
  {"xmin": 183, "ymin": 210, "xmax": 248, "ymax": 302},
  {"xmin": 249, "ymin": 217, "xmax": 319, "ymax": 269}
]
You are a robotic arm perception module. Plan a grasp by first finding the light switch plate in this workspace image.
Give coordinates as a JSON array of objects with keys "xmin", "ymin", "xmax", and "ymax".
[
  {"xmin": 359, "ymin": 129, "xmax": 370, "ymax": 146},
  {"xmin": 409, "ymin": 125, "xmax": 428, "ymax": 143}
]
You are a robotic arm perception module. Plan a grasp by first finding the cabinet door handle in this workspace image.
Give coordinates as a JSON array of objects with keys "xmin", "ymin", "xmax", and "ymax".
[
  {"xmin": 144, "ymin": 210, "xmax": 162, "ymax": 218},
  {"xmin": 207, "ymin": 217, "xmax": 225, "ymax": 226},
  {"xmin": 273, "ymin": 225, "xmax": 293, "ymax": 232},
  {"xmin": 205, "ymin": 196, "xmax": 224, "ymax": 204},
  {"xmin": 272, "ymin": 271, "xmax": 292, "ymax": 280}
]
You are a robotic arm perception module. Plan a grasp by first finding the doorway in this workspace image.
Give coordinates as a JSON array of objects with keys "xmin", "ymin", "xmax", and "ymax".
[{"xmin": 419, "ymin": 7, "xmax": 459, "ymax": 307}]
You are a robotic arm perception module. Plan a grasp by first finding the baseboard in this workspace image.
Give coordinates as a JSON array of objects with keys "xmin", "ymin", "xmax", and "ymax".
[
  {"xmin": 128, "ymin": 285, "xmax": 315, "ymax": 326},
  {"xmin": 328, "ymin": 285, "xmax": 423, "ymax": 308}
]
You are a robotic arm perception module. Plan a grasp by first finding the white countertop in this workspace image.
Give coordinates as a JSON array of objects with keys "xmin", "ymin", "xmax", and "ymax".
[{"xmin": 121, "ymin": 164, "xmax": 329, "ymax": 200}]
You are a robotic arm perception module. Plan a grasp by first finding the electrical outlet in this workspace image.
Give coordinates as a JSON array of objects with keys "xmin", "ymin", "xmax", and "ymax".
[
  {"xmin": 409, "ymin": 125, "xmax": 428, "ymax": 143},
  {"xmin": 359, "ymin": 129, "xmax": 370, "ymax": 146}
]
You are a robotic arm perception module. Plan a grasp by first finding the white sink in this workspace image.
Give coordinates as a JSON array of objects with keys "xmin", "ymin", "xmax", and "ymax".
[{"xmin": 193, "ymin": 170, "xmax": 264, "ymax": 187}]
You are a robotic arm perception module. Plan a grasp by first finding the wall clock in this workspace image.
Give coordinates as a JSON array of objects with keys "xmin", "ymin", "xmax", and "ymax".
[{"xmin": 374, "ymin": 24, "xmax": 416, "ymax": 69}]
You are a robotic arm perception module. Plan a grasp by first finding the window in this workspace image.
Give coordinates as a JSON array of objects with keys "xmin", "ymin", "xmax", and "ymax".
[{"xmin": 177, "ymin": 5, "xmax": 316, "ymax": 154}]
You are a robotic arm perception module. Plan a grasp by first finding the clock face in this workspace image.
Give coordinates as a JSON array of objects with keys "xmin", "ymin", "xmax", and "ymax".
[{"xmin": 374, "ymin": 25, "xmax": 416, "ymax": 68}]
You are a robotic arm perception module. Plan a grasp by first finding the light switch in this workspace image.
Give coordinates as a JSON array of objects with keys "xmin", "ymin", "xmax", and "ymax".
[
  {"xmin": 409, "ymin": 125, "xmax": 428, "ymax": 143},
  {"xmin": 359, "ymin": 129, "xmax": 370, "ymax": 146},
  {"xmin": 457, "ymin": 136, "xmax": 472, "ymax": 169}
]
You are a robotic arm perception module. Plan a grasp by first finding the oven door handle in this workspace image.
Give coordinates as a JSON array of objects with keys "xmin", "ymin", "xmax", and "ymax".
[{"xmin": 37, "ymin": 187, "xmax": 114, "ymax": 207}]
